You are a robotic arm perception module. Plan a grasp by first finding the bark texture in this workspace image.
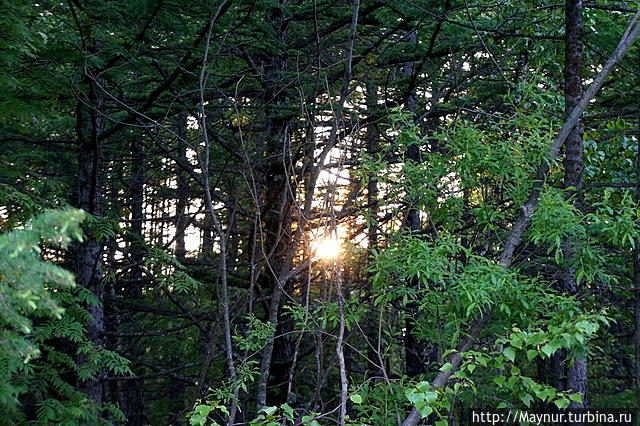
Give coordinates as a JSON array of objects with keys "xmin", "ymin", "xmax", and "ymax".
[{"xmin": 562, "ymin": 0, "xmax": 588, "ymax": 411}]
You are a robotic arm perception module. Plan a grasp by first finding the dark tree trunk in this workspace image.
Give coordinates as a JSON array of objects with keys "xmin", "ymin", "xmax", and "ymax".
[
  {"xmin": 563, "ymin": 0, "xmax": 585, "ymax": 206},
  {"xmin": 401, "ymin": 29, "xmax": 437, "ymax": 378},
  {"xmin": 201, "ymin": 215, "xmax": 214, "ymax": 260},
  {"xmin": 74, "ymin": 80, "xmax": 106, "ymax": 405},
  {"xmin": 129, "ymin": 137, "xmax": 145, "ymax": 300},
  {"xmin": 118, "ymin": 136, "xmax": 146, "ymax": 425},
  {"xmin": 562, "ymin": 0, "xmax": 587, "ymax": 413},
  {"xmin": 256, "ymin": 4, "xmax": 294, "ymax": 409}
]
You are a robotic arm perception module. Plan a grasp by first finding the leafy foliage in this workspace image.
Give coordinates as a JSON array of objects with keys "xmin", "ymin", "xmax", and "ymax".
[{"xmin": 0, "ymin": 209, "xmax": 130, "ymax": 423}]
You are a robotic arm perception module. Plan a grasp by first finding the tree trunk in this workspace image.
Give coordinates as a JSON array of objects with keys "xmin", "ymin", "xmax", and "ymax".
[
  {"xmin": 561, "ymin": 0, "xmax": 588, "ymax": 412},
  {"xmin": 175, "ymin": 114, "xmax": 189, "ymax": 261},
  {"xmin": 74, "ymin": 80, "xmax": 105, "ymax": 405},
  {"xmin": 118, "ymin": 136, "xmax": 146, "ymax": 425},
  {"xmin": 255, "ymin": 3, "xmax": 298, "ymax": 410},
  {"xmin": 401, "ymin": 29, "xmax": 438, "ymax": 378},
  {"xmin": 365, "ymin": 81, "xmax": 382, "ymax": 376}
]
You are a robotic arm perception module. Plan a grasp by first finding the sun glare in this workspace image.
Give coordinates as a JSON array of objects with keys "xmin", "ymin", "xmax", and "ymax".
[{"xmin": 313, "ymin": 237, "xmax": 342, "ymax": 260}]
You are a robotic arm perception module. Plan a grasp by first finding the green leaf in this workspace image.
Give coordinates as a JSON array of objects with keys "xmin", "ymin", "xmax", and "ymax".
[
  {"xmin": 282, "ymin": 403, "xmax": 294, "ymax": 418},
  {"xmin": 423, "ymin": 391, "xmax": 438, "ymax": 403},
  {"xmin": 439, "ymin": 362, "xmax": 453, "ymax": 372},
  {"xmin": 554, "ymin": 398, "xmax": 570, "ymax": 409},
  {"xmin": 568, "ymin": 393, "xmax": 582, "ymax": 403},
  {"xmin": 418, "ymin": 404, "xmax": 433, "ymax": 418},
  {"xmin": 349, "ymin": 394, "xmax": 363, "ymax": 404},
  {"xmin": 503, "ymin": 347, "xmax": 516, "ymax": 362},
  {"xmin": 260, "ymin": 406, "xmax": 277, "ymax": 416},
  {"xmin": 536, "ymin": 387, "xmax": 556, "ymax": 401},
  {"xmin": 520, "ymin": 393, "xmax": 533, "ymax": 407},
  {"xmin": 416, "ymin": 381, "xmax": 431, "ymax": 392},
  {"xmin": 541, "ymin": 344, "xmax": 554, "ymax": 358}
]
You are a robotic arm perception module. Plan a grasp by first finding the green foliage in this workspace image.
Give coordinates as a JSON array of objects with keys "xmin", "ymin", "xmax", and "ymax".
[
  {"xmin": 362, "ymin": 76, "xmax": 625, "ymax": 420},
  {"xmin": 530, "ymin": 186, "xmax": 637, "ymax": 286},
  {"xmin": 348, "ymin": 379, "xmax": 410, "ymax": 425},
  {"xmin": 0, "ymin": 209, "xmax": 130, "ymax": 423},
  {"xmin": 405, "ymin": 381, "xmax": 439, "ymax": 418},
  {"xmin": 145, "ymin": 245, "xmax": 202, "ymax": 293},
  {"xmin": 84, "ymin": 215, "xmax": 122, "ymax": 242},
  {"xmin": 530, "ymin": 187, "xmax": 585, "ymax": 262},
  {"xmin": 189, "ymin": 399, "xmax": 229, "ymax": 426},
  {"xmin": 189, "ymin": 399, "xmax": 323, "ymax": 426},
  {"xmin": 586, "ymin": 190, "xmax": 639, "ymax": 250},
  {"xmin": 458, "ymin": 315, "xmax": 607, "ymax": 410},
  {"xmin": 0, "ymin": 208, "xmax": 84, "ymax": 353},
  {"xmin": 234, "ymin": 314, "xmax": 276, "ymax": 352}
]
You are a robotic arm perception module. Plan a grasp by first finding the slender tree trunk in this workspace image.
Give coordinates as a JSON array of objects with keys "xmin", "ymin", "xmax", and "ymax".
[
  {"xmin": 175, "ymin": 113, "xmax": 189, "ymax": 261},
  {"xmin": 196, "ymin": 13, "xmax": 238, "ymax": 422},
  {"xmin": 562, "ymin": 0, "xmax": 588, "ymax": 412},
  {"xmin": 74, "ymin": 80, "xmax": 105, "ymax": 405},
  {"xmin": 401, "ymin": 29, "xmax": 437, "ymax": 378},
  {"xmin": 365, "ymin": 81, "xmax": 382, "ymax": 376},
  {"xmin": 201, "ymin": 215, "xmax": 213, "ymax": 260},
  {"xmin": 130, "ymin": 138, "xmax": 145, "ymax": 300},
  {"xmin": 402, "ymin": 29, "xmax": 422, "ymax": 377},
  {"xmin": 336, "ymin": 265, "xmax": 348, "ymax": 426},
  {"xmin": 118, "ymin": 136, "xmax": 146, "ymax": 425}
]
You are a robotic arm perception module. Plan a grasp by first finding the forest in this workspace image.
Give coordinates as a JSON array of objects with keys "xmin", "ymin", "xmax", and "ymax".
[{"xmin": 1, "ymin": 0, "xmax": 640, "ymax": 424}]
